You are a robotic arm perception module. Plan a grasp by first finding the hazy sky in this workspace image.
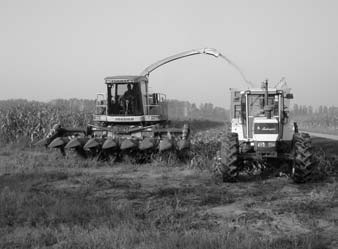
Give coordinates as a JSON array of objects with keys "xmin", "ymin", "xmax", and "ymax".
[{"xmin": 1, "ymin": 0, "xmax": 337, "ymax": 108}]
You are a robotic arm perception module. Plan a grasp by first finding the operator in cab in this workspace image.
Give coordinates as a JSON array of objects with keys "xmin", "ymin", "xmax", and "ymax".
[
  {"xmin": 124, "ymin": 84, "xmax": 134, "ymax": 100},
  {"xmin": 121, "ymin": 84, "xmax": 136, "ymax": 114}
]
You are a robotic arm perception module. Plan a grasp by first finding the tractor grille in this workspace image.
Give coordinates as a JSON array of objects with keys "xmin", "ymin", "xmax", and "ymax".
[{"xmin": 254, "ymin": 123, "xmax": 278, "ymax": 134}]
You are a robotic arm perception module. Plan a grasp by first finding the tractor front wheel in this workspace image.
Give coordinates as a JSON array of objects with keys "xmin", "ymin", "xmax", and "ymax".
[{"xmin": 214, "ymin": 132, "xmax": 241, "ymax": 182}]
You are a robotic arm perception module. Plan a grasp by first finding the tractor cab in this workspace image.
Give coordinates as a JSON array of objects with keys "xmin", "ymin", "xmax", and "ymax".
[
  {"xmin": 93, "ymin": 75, "xmax": 168, "ymax": 124},
  {"xmin": 230, "ymin": 80, "xmax": 294, "ymax": 156},
  {"xmin": 244, "ymin": 87, "xmax": 281, "ymax": 141}
]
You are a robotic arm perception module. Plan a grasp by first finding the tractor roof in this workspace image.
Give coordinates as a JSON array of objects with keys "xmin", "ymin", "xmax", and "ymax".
[
  {"xmin": 104, "ymin": 75, "xmax": 148, "ymax": 84},
  {"xmin": 241, "ymin": 88, "xmax": 281, "ymax": 94}
]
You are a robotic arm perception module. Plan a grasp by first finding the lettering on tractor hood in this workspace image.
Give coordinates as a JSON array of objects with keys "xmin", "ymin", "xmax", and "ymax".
[{"xmin": 254, "ymin": 122, "xmax": 278, "ymax": 134}]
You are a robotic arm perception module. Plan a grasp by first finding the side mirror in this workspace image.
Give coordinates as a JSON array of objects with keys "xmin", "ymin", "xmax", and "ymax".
[{"xmin": 285, "ymin": 93, "xmax": 294, "ymax": 99}]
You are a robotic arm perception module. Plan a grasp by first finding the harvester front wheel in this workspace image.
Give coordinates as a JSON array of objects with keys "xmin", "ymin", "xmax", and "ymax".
[
  {"xmin": 291, "ymin": 132, "xmax": 315, "ymax": 183},
  {"xmin": 214, "ymin": 132, "xmax": 241, "ymax": 182}
]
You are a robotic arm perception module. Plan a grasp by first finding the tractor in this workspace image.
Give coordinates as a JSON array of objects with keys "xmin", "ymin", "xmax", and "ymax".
[{"xmin": 215, "ymin": 80, "xmax": 316, "ymax": 183}]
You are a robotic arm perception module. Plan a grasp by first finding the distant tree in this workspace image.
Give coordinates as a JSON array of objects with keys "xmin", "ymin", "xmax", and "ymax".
[
  {"xmin": 302, "ymin": 105, "xmax": 308, "ymax": 115},
  {"xmin": 329, "ymin": 106, "xmax": 335, "ymax": 116},
  {"xmin": 293, "ymin": 104, "xmax": 299, "ymax": 115},
  {"xmin": 167, "ymin": 99, "xmax": 227, "ymax": 121},
  {"xmin": 318, "ymin": 105, "xmax": 323, "ymax": 114},
  {"xmin": 323, "ymin": 105, "xmax": 328, "ymax": 114}
]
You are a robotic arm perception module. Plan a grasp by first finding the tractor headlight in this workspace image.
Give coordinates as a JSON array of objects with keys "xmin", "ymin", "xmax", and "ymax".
[
  {"xmin": 257, "ymin": 142, "xmax": 265, "ymax": 147},
  {"xmin": 267, "ymin": 142, "xmax": 276, "ymax": 147},
  {"xmin": 257, "ymin": 142, "xmax": 276, "ymax": 148}
]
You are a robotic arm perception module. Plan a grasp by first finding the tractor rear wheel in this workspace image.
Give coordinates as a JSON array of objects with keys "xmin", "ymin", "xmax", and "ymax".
[
  {"xmin": 214, "ymin": 132, "xmax": 241, "ymax": 182},
  {"xmin": 291, "ymin": 132, "xmax": 315, "ymax": 183}
]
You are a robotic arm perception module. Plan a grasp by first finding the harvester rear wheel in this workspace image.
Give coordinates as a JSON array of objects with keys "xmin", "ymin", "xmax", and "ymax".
[
  {"xmin": 214, "ymin": 132, "xmax": 241, "ymax": 182},
  {"xmin": 291, "ymin": 132, "xmax": 315, "ymax": 183}
]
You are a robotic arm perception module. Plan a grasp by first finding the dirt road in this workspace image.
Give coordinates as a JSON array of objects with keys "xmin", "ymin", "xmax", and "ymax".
[{"xmin": 302, "ymin": 131, "xmax": 338, "ymax": 141}]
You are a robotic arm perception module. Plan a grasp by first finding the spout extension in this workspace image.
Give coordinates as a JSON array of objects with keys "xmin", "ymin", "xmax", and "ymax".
[
  {"xmin": 202, "ymin": 48, "xmax": 222, "ymax": 57},
  {"xmin": 140, "ymin": 47, "xmax": 254, "ymax": 87}
]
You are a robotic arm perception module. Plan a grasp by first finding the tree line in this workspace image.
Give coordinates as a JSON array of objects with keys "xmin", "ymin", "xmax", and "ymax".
[
  {"xmin": 167, "ymin": 100, "xmax": 228, "ymax": 122},
  {"xmin": 291, "ymin": 104, "xmax": 338, "ymax": 134}
]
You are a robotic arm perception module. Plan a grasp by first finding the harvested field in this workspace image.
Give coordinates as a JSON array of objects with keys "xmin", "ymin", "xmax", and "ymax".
[{"xmin": 0, "ymin": 126, "xmax": 337, "ymax": 249}]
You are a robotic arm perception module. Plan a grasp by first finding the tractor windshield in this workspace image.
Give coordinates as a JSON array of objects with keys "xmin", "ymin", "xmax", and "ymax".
[
  {"xmin": 248, "ymin": 94, "xmax": 279, "ymax": 117},
  {"xmin": 107, "ymin": 83, "xmax": 143, "ymax": 115}
]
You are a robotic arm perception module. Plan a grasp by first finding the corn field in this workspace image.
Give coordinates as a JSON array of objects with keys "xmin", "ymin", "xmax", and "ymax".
[
  {"xmin": 0, "ymin": 99, "xmax": 94, "ymax": 145},
  {"xmin": 0, "ymin": 99, "xmax": 225, "ymax": 146}
]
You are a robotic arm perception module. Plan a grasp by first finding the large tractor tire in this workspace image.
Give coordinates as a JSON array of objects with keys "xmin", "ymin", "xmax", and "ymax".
[
  {"xmin": 214, "ymin": 132, "xmax": 241, "ymax": 182},
  {"xmin": 291, "ymin": 132, "xmax": 315, "ymax": 183}
]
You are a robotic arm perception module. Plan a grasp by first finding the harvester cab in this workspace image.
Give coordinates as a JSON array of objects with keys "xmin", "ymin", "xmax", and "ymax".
[
  {"xmin": 217, "ymin": 80, "xmax": 316, "ymax": 183},
  {"xmin": 93, "ymin": 76, "xmax": 167, "ymax": 125}
]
